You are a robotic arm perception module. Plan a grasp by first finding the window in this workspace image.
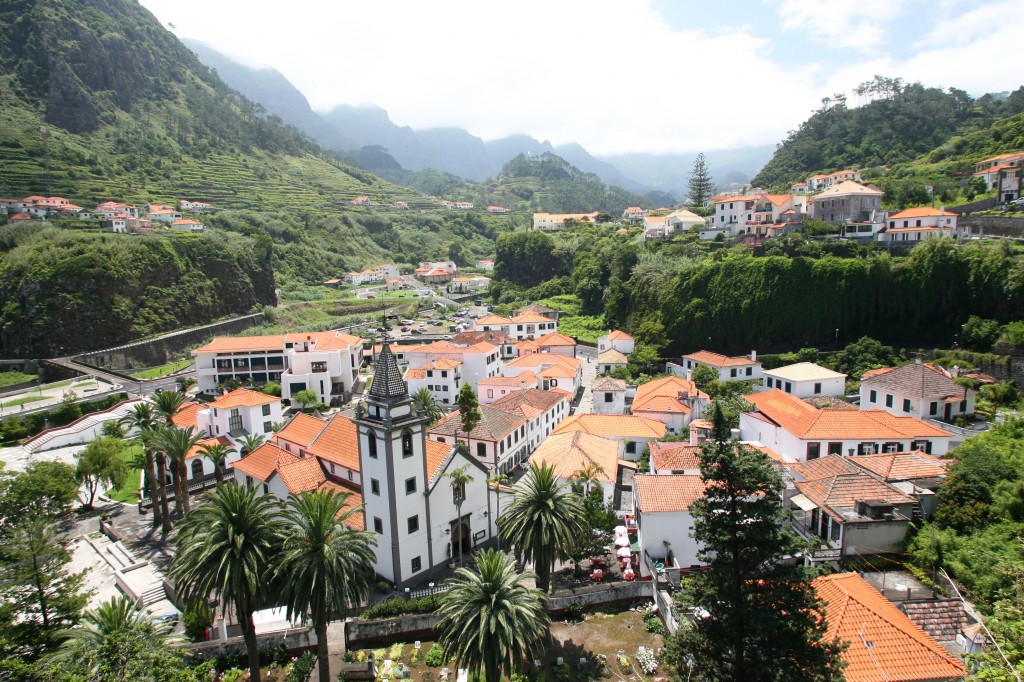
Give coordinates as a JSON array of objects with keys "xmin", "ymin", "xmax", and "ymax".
[
  {"xmin": 373, "ymin": 517, "xmax": 383, "ymax": 534},
  {"xmin": 785, "ymin": 382, "xmax": 792, "ymax": 393},
  {"xmin": 626, "ymin": 442, "xmax": 636, "ymax": 455},
  {"xmin": 929, "ymin": 402, "xmax": 938, "ymax": 416},
  {"xmin": 407, "ymin": 515, "xmax": 419, "ymax": 534},
  {"xmin": 367, "ymin": 433, "xmax": 378, "ymax": 459},
  {"xmin": 476, "ymin": 443, "xmax": 486, "ymax": 457},
  {"xmin": 869, "ymin": 390, "xmax": 877, "ymax": 403},
  {"xmin": 228, "ymin": 409, "xmax": 243, "ymax": 433},
  {"xmin": 263, "ymin": 421, "xmax": 272, "ymax": 433},
  {"xmin": 902, "ymin": 398, "xmax": 911, "ymax": 413},
  {"xmin": 405, "ymin": 477, "xmax": 417, "ymax": 494},
  {"xmin": 411, "ymin": 556, "xmax": 422, "ymax": 573},
  {"xmin": 827, "ymin": 442, "xmax": 842, "ymax": 456},
  {"xmin": 730, "ymin": 369, "xmax": 738, "ymax": 378},
  {"xmin": 190, "ymin": 459, "xmax": 204, "ymax": 478},
  {"xmin": 745, "ymin": 367, "xmax": 752, "ymax": 376},
  {"xmin": 262, "ymin": 404, "xmax": 271, "ymax": 416},
  {"xmin": 766, "ymin": 378, "xmax": 773, "ymax": 388},
  {"xmin": 263, "ymin": 483, "xmax": 269, "ymax": 495},
  {"xmin": 883, "ymin": 442, "xmax": 900, "ymax": 453},
  {"xmin": 859, "ymin": 442, "xmax": 877, "ymax": 455},
  {"xmin": 402, "ymin": 431, "xmax": 414, "ymax": 458},
  {"xmin": 959, "ymin": 401, "xmax": 966, "ymax": 413},
  {"xmin": 487, "ymin": 389, "xmax": 493, "ymax": 399},
  {"xmin": 813, "ymin": 382, "xmax": 822, "ymax": 394},
  {"xmin": 370, "ymin": 478, "xmax": 380, "ymax": 496},
  {"xmin": 604, "ymin": 392, "xmax": 613, "ymax": 403},
  {"xmin": 452, "ymin": 481, "xmax": 465, "ymax": 504},
  {"xmin": 885, "ymin": 394, "xmax": 893, "ymax": 408},
  {"xmin": 807, "ymin": 442, "xmax": 821, "ymax": 460}
]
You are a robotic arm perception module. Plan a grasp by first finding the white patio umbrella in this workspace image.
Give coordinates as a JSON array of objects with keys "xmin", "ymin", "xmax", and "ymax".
[
  {"xmin": 614, "ymin": 535, "xmax": 630, "ymax": 547},
  {"xmin": 616, "ymin": 546, "xmax": 632, "ymax": 558}
]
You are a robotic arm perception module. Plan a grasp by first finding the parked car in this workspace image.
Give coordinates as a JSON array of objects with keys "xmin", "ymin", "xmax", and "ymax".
[
  {"xmin": 400, "ymin": 319, "xmax": 414, "ymax": 325},
  {"xmin": 400, "ymin": 326, "xmax": 410, "ymax": 332}
]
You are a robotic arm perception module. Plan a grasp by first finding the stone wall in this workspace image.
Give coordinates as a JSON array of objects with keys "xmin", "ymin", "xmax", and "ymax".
[
  {"xmin": 959, "ymin": 216, "xmax": 1024, "ymax": 239},
  {"xmin": 181, "ymin": 627, "xmax": 316, "ymax": 661}
]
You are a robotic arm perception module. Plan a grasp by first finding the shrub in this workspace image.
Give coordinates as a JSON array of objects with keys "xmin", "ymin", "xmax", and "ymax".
[
  {"xmin": 182, "ymin": 599, "xmax": 214, "ymax": 642},
  {"xmin": 644, "ymin": 615, "xmax": 665, "ymax": 634},
  {"xmin": 425, "ymin": 644, "xmax": 445, "ymax": 667},
  {"xmin": 359, "ymin": 595, "xmax": 440, "ymax": 620},
  {"xmin": 221, "ymin": 670, "xmax": 246, "ymax": 682},
  {"xmin": 552, "ymin": 662, "xmax": 571, "ymax": 682},
  {"xmin": 565, "ymin": 600, "xmax": 584, "ymax": 622},
  {"xmin": 285, "ymin": 652, "xmax": 316, "ymax": 682}
]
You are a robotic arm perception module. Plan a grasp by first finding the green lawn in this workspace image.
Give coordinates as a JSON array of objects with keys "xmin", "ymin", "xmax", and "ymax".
[
  {"xmin": 533, "ymin": 294, "xmax": 606, "ymax": 343},
  {"xmin": 0, "ymin": 395, "xmax": 48, "ymax": 408},
  {"xmin": 106, "ymin": 442, "xmax": 144, "ymax": 504},
  {"xmin": 0, "ymin": 371, "xmax": 35, "ymax": 389},
  {"xmin": 131, "ymin": 359, "xmax": 193, "ymax": 379}
]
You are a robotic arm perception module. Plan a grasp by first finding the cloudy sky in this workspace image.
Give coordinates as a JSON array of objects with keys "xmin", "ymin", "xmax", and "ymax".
[{"xmin": 140, "ymin": 0, "xmax": 1022, "ymax": 155}]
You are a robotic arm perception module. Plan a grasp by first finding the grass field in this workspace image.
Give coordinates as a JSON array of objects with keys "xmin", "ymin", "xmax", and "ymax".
[
  {"xmin": 106, "ymin": 442, "xmax": 144, "ymax": 504},
  {"xmin": 0, "ymin": 395, "xmax": 48, "ymax": 408},
  {"xmin": 132, "ymin": 359, "xmax": 193, "ymax": 379},
  {"xmin": 0, "ymin": 371, "xmax": 35, "ymax": 389},
  {"xmin": 532, "ymin": 294, "xmax": 606, "ymax": 343}
]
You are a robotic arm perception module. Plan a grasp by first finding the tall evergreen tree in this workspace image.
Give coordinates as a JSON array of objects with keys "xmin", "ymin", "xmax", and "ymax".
[
  {"xmin": 687, "ymin": 152, "xmax": 714, "ymax": 207},
  {"xmin": 456, "ymin": 384, "xmax": 482, "ymax": 436},
  {"xmin": 660, "ymin": 405, "xmax": 846, "ymax": 682}
]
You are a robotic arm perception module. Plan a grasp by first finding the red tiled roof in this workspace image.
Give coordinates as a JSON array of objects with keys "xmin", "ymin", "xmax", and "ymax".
[
  {"xmin": 275, "ymin": 413, "xmax": 327, "ymax": 449},
  {"xmin": 551, "ymin": 414, "xmax": 666, "ymax": 439},
  {"xmin": 631, "ymin": 376, "xmax": 708, "ymax": 415},
  {"xmin": 812, "ymin": 573, "xmax": 965, "ymax": 682},
  {"xmin": 849, "ymin": 451, "xmax": 949, "ymax": 482},
  {"xmin": 531, "ymin": 431, "xmax": 619, "ymax": 483},
  {"xmin": 650, "ymin": 442, "xmax": 702, "ymax": 472},
  {"xmin": 634, "ymin": 474, "xmax": 706, "ymax": 513},
  {"xmin": 860, "ymin": 363, "xmax": 967, "ymax": 400},
  {"xmin": 430, "ymin": 404, "xmax": 525, "ymax": 442},
  {"xmin": 232, "ymin": 442, "xmax": 298, "ymax": 482},
  {"xmin": 171, "ymin": 402, "xmax": 202, "ymax": 429},
  {"xmin": 277, "ymin": 457, "xmax": 326, "ymax": 493},
  {"xmin": 185, "ymin": 436, "xmax": 232, "ymax": 461},
  {"xmin": 796, "ymin": 472, "xmax": 915, "ymax": 519},
  {"xmin": 607, "ymin": 330, "xmax": 634, "ymax": 341},
  {"xmin": 683, "ymin": 350, "xmax": 756, "ymax": 367},
  {"xmin": 210, "ymin": 388, "xmax": 279, "ymax": 409},
  {"xmin": 491, "ymin": 388, "xmax": 566, "ymax": 417},
  {"xmin": 426, "ymin": 439, "xmax": 455, "ymax": 483},
  {"xmin": 887, "ymin": 207, "xmax": 958, "ymax": 220},
  {"xmin": 305, "ymin": 414, "xmax": 360, "ymax": 471}
]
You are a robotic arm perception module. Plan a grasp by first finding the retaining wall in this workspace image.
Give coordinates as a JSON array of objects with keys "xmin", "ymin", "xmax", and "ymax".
[
  {"xmin": 960, "ymin": 216, "xmax": 1024, "ymax": 238},
  {"xmin": 182, "ymin": 627, "xmax": 317, "ymax": 661}
]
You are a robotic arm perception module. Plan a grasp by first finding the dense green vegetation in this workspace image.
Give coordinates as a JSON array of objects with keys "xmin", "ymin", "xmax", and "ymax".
[{"xmin": 753, "ymin": 76, "xmax": 1024, "ymax": 189}]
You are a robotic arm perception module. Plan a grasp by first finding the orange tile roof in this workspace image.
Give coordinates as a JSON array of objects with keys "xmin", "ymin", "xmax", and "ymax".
[
  {"xmin": 404, "ymin": 368, "xmax": 428, "ymax": 380},
  {"xmin": 277, "ymin": 457, "xmax": 327, "ymax": 493},
  {"xmin": 683, "ymin": 350, "xmax": 756, "ymax": 367},
  {"xmin": 860, "ymin": 363, "xmax": 965, "ymax": 400},
  {"xmin": 506, "ymin": 353, "xmax": 581, "ymax": 371},
  {"xmin": 597, "ymin": 349, "xmax": 628, "ymax": 364},
  {"xmin": 232, "ymin": 442, "xmax": 298, "ymax": 481},
  {"xmin": 538, "ymin": 365, "xmax": 576, "ymax": 379},
  {"xmin": 531, "ymin": 431, "xmax": 619, "ymax": 483},
  {"xmin": 744, "ymin": 389, "xmax": 951, "ymax": 440},
  {"xmin": 788, "ymin": 454, "xmax": 862, "ymax": 481},
  {"xmin": 171, "ymin": 402, "xmax": 202, "ymax": 429},
  {"xmin": 194, "ymin": 334, "xmax": 288, "ymax": 353},
  {"xmin": 509, "ymin": 312, "xmax": 555, "ymax": 324},
  {"xmin": 607, "ymin": 330, "xmax": 634, "ymax": 341},
  {"xmin": 849, "ymin": 451, "xmax": 949, "ymax": 482},
  {"xmin": 275, "ymin": 413, "xmax": 327, "ymax": 449},
  {"xmin": 305, "ymin": 414, "xmax": 360, "ymax": 471},
  {"xmin": 814, "ymin": 180, "xmax": 883, "ymax": 197},
  {"xmin": 517, "ymin": 339, "xmax": 541, "ymax": 352},
  {"xmin": 812, "ymin": 573, "xmax": 965, "ymax": 682},
  {"xmin": 650, "ymin": 442, "xmax": 702, "ymax": 472},
  {"xmin": 978, "ymin": 151, "xmax": 1024, "ymax": 163},
  {"xmin": 762, "ymin": 193, "xmax": 792, "ymax": 205},
  {"xmin": 796, "ymin": 473, "xmax": 915, "ymax": 520},
  {"xmin": 632, "ymin": 376, "xmax": 708, "ymax": 415},
  {"xmin": 185, "ymin": 436, "xmax": 232, "ymax": 461},
  {"xmin": 475, "ymin": 315, "xmax": 513, "ymax": 325},
  {"xmin": 552, "ymin": 414, "xmax": 666, "ymax": 439},
  {"xmin": 210, "ymin": 388, "xmax": 279, "ymax": 409},
  {"xmin": 887, "ymin": 207, "xmax": 958, "ymax": 220},
  {"xmin": 426, "ymin": 439, "xmax": 455, "ymax": 483},
  {"xmin": 320, "ymin": 481, "xmax": 366, "ymax": 530},
  {"xmin": 478, "ymin": 371, "xmax": 538, "ymax": 387},
  {"xmin": 973, "ymin": 164, "xmax": 1014, "ymax": 175},
  {"xmin": 491, "ymin": 388, "xmax": 567, "ymax": 417},
  {"xmin": 634, "ymin": 474, "xmax": 706, "ymax": 513},
  {"xmin": 430, "ymin": 404, "xmax": 525, "ymax": 442}
]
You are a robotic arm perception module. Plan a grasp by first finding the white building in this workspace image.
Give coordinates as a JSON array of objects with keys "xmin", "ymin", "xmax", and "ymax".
[
  {"xmin": 531, "ymin": 211, "xmax": 600, "ymax": 232},
  {"xmin": 192, "ymin": 331, "xmax": 363, "ymax": 406},
  {"xmin": 859, "ymin": 362, "xmax": 976, "ymax": 421},
  {"xmin": 531, "ymin": 431, "xmax": 621, "ymax": 504},
  {"xmin": 404, "ymin": 340, "xmax": 502, "ymax": 391},
  {"xmin": 591, "ymin": 377, "xmax": 628, "ymax": 415},
  {"xmin": 195, "ymin": 388, "xmax": 283, "ymax": 442},
  {"xmin": 879, "ymin": 207, "xmax": 959, "ymax": 243},
  {"xmin": 404, "ymin": 358, "xmax": 463, "ymax": 406},
  {"xmin": 502, "ymin": 353, "xmax": 583, "ymax": 395},
  {"xmin": 477, "ymin": 372, "xmax": 539, "ymax": 405},
  {"xmin": 740, "ymin": 389, "xmax": 954, "ymax": 462},
  {"xmin": 633, "ymin": 474, "xmax": 707, "ymax": 578},
  {"xmin": 677, "ymin": 350, "xmax": 763, "ymax": 382},
  {"xmin": 472, "ymin": 313, "xmax": 557, "ymax": 341},
  {"xmin": 551, "ymin": 413, "xmax": 666, "ymax": 460},
  {"xmin": 597, "ymin": 330, "xmax": 635, "ymax": 356},
  {"xmin": 762, "ymin": 362, "xmax": 846, "ymax": 399}
]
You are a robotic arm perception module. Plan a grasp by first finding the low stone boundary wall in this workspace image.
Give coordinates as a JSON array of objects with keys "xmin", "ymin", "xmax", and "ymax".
[
  {"xmin": 344, "ymin": 579, "xmax": 650, "ymax": 648},
  {"xmin": 181, "ymin": 627, "xmax": 316, "ymax": 661}
]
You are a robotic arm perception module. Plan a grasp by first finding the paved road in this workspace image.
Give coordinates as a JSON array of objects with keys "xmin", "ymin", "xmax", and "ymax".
[{"xmin": 576, "ymin": 345, "xmax": 599, "ymax": 415}]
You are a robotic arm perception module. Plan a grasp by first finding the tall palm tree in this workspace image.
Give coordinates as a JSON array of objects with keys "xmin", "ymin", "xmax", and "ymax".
[
  {"xmin": 276, "ymin": 489, "xmax": 376, "ymax": 682},
  {"xmin": 498, "ymin": 462, "xmax": 584, "ymax": 593},
  {"xmin": 445, "ymin": 465, "xmax": 474, "ymax": 565},
  {"xmin": 152, "ymin": 426, "xmax": 204, "ymax": 517},
  {"xmin": 170, "ymin": 484, "xmax": 281, "ymax": 682},
  {"xmin": 487, "ymin": 470, "xmax": 510, "ymax": 550},
  {"xmin": 436, "ymin": 549, "xmax": 549, "ymax": 682},
  {"xmin": 573, "ymin": 462, "xmax": 604, "ymax": 497},
  {"xmin": 50, "ymin": 596, "xmax": 175, "ymax": 679},
  {"xmin": 118, "ymin": 402, "xmax": 162, "ymax": 528},
  {"xmin": 150, "ymin": 390, "xmax": 190, "ymax": 520},
  {"xmin": 412, "ymin": 387, "xmax": 445, "ymax": 424},
  {"xmin": 238, "ymin": 433, "xmax": 266, "ymax": 456},
  {"xmin": 199, "ymin": 441, "xmax": 235, "ymax": 485}
]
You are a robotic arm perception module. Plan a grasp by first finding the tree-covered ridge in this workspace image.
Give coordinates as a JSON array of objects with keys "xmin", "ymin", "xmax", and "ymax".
[
  {"xmin": 752, "ymin": 76, "xmax": 1024, "ymax": 188},
  {"xmin": 484, "ymin": 152, "xmax": 650, "ymax": 215},
  {"xmin": 0, "ymin": 228, "xmax": 275, "ymax": 357}
]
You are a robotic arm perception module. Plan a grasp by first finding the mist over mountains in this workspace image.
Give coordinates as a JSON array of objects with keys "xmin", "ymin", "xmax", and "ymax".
[{"xmin": 184, "ymin": 40, "xmax": 768, "ymax": 196}]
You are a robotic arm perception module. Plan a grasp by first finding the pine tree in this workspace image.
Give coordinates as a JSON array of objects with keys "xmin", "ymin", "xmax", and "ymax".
[
  {"xmin": 660, "ymin": 405, "xmax": 846, "ymax": 682},
  {"xmin": 687, "ymin": 152, "xmax": 714, "ymax": 207},
  {"xmin": 456, "ymin": 384, "xmax": 482, "ymax": 436}
]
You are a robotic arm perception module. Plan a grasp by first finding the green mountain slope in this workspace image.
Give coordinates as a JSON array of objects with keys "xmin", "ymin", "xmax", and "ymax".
[{"xmin": 752, "ymin": 76, "xmax": 1024, "ymax": 188}]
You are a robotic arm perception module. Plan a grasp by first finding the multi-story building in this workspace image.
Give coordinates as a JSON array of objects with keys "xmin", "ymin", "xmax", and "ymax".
[
  {"xmin": 762, "ymin": 362, "xmax": 847, "ymax": 398},
  {"xmin": 472, "ymin": 313, "xmax": 557, "ymax": 340},
  {"xmin": 859, "ymin": 361, "xmax": 975, "ymax": 422},
  {"xmin": 809, "ymin": 181, "xmax": 884, "ymax": 235},
  {"xmin": 404, "ymin": 358, "xmax": 463, "ymax": 406},
  {"xmin": 531, "ymin": 211, "xmax": 600, "ymax": 231},
  {"xmin": 193, "ymin": 331, "xmax": 362, "ymax": 406},
  {"xmin": 674, "ymin": 350, "xmax": 763, "ymax": 383},
  {"xmin": 879, "ymin": 207, "xmax": 959, "ymax": 243},
  {"xmin": 404, "ymin": 340, "xmax": 501, "ymax": 389},
  {"xmin": 972, "ymin": 152, "xmax": 1024, "ymax": 202},
  {"xmin": 502, "ymin": 353, "xmax": 583, "ymax": 395},
  {"xmin": 629, "ymin": 375, "xmax": 709, "ymax": 434}
]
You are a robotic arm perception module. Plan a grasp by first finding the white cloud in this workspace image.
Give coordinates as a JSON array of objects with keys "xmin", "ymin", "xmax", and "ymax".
[{"xmin": 774, "ymin": 0, "xmax": 906, "ymax": 51}]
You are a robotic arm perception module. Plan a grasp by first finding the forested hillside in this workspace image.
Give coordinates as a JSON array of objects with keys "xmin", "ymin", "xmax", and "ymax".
[
  {"xmin": 0, "ymin": 227, "xmax": 275, "ymax": 357},
  {"xmin": 753, "ymin": 76, "xmax": 1024, "ymax": 188}
]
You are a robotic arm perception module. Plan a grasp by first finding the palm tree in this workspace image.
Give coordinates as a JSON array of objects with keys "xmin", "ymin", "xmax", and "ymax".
[
  {"xmin": 50, "ymin": 596, "xmax": 175, "ymax": 678},
  {"xmin": 152, "ymin": 426, "xmax": 204, "ymax": 517},
  {"xmin": 239, "ymin": 433, "xmax": 266, "ymax": 456},
  {"xmin": 276, "ymin": 489, "xmax": 376, "ymax": 682},
  {"xmin": 170, "ymin": 484, "xmax": 281, "ymax": 682},
  {"xmin": 498, "ymin": 462, "xmax": 584, "ymax": 593},
  {"xmin": 445, "ymin": 465, "xmax": 474, "ymax": 565},
  {"xmin": 118, "ymin": 402, "xmax": 163, "ymax": 528},
  {"xmin": 487, "ymin": 470, "xmax": 510, "ymax": 550},
  {"xmin": 199, "ymin": 441, "xmax": 235, "ymax": 485},
  {"xmin": 150, "ymin": 391, "xmax": 190, "ymax": 519},
  {"xmin": 436, "ymin": 549, "xmax": 549, "ymax": 682},
  {"xmin": 412, "ymin": 387, "xmax": 445, "ymax": 424},
  {"xmin": 573, "ymin": 462, "xmax": 604, "ymax": 497}
]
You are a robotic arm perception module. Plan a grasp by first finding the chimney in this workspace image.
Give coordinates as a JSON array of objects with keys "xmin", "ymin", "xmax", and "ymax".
[
  {"xmin": 940, "ymin": 206, "xmax": 945, "ymax": 216},
  {"xmin": 916, "ymin": 355, "xmax": 921, "ymax": 364},
  {"xmin": 686, "ymin": 369, "xmax": 693, "ymax": 382},
  {"xmin": 750, "ymin": 350, "xmax": 757, "ymax": 362},
  {"xmin": 689, "ymin": 427, "xmax": 699, "ymax": 446}
]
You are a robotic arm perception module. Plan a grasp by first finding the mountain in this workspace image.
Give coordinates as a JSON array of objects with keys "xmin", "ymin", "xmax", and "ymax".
[
  {"xmin": 181, "ymin": 38, "xmax": 357, "ymax": 151},
  {"xmin": 752, "ymin": 76, "xmax": 1024, "ymax": 188},
  {"xmin": 600, "ymin": 146, "xmax": 777, "ymax": 195}
]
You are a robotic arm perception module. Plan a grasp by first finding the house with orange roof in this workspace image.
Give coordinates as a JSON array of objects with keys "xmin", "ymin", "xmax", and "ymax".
[
  {"xmin": 450, "ymin": 330, "xmax": 519, "ymax": 360},
  {"xmin": 740, "ymin": 388, "xmax": 953, "ymax": 462},
  {"xmin": 806, "ymin": 173, "xmax": 830, "ymax": 191},
  {"xmin": 503, "ymin": 352, "xmax": 583, "ymax": 395},
  {"xmin": 675, "ymin": 349, "xmax": 763, "ymax": 383},
  {"xmin": 592, "ymin": 376, "xmax": 629, "ymax": 415},
  {"xmin": 101, "ymin": 216, "xmax": 128, "ymax": 233},
  {"xmin": 195, "ymin": 388, "xmax": 284, "ymax": 444},
  {"xmin": 414, "ymin": 266, "xmax": 455, "ymax": 284},
  {"xmin": 349, "ymin": 195, "xmax": 371, "ymax": 206},
  {"xmin": 192, "ymin": 331, "xmax": 363, "ymax": 406},
  {"xmin": 812, "ymin": 573, "xmax": 966, "ymax": 681},
  {"xmin": 597, "ymin": 349, "xmax": 629, "ymax": 375},
  {"xmin": 147, "ymin": 207, "xmax": 182, "ymax": 223},
  {"xmin": 664, "ymin": 209, "xmax": 706, "ymax": 234},
  {"xmin": 630, "ymin": 375, "xmax": 709, "ymax": 433},
  {"xmin": 791, "ymin": 181, "xmax": 809, "ymax": 194},
  {"xmin": 809, "ymin": 180, "xmax": 885, "ymax": 233},
  {"xmin": 273, "ymin": 412, "xmax": 328, "ymax": 456},
  {"xmin": 641, "ymin": 214, "xmax": 670, "ymax": 241},
  {"xmin": 476, "ymin": 259, "xmax": 494, "ymax": 269},
  {"xmin": 531, "ymin": 211, "xmax": 601, "ymax": 232},
  {"xmin": 404, "ymin": 358, "xmax": 463, "ymax": 406},
  {"xmin": 531, "ymin": 431, "xmax": 621, "ymax": 503},
  {"xmin": 551, "ymin": 413, "xmax": 666, "ymax": 460},
  {"xmin": 485, "ymin": 206, "xmax": 507, "ymax": 214},
  {"xmin": 180, "ymin": 200, "xmax": 215, "ymax": 212},
  {"xmin": 859, "ymin": 361, "xmax": 975, "ymax": 422},
  {"xmin": 6, "ymin": 213, "xmax": 33, "ymax": 224},
  {"xmin": 633, "ymin": 474, "xmax": 708, "ymax": 579},
  {"xmin": 973, "ymin": 151, "xmax": 1024, "ymax": 201},
  {"xmin": 622, "ymin": 206, "xmax": 648, "ymax": 223},
  {"xmin": 472, "ymin": 311, "xmax": 557, "ymax": 341},
  {"xmin": 449, "ymin": 275, "xmax": 490, "ymax": 294},
  {"xmin": 169, "ymin": 218, "xmax": 204, "ymax": 232},
  {"xmin": 535, "ymin": 331, "xmax": 576, "ymax": 358},
  {"xmin": 405, "ymin": 339, "xmax": 501, "ymax": 391},
  {"xmin": 881, "ymin": 206, "xmax": 959, "ymax": 243},
  {"xmin": 597, "ymin": 330, "xmax": 635, "ymax": 356},
  {"xmin": 477, "ymin": 371, "xmax": 538, "ymax": 404},
  {"xmin": 824, "ymin": 170, "xmax": 862, "ymax": 187}
]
